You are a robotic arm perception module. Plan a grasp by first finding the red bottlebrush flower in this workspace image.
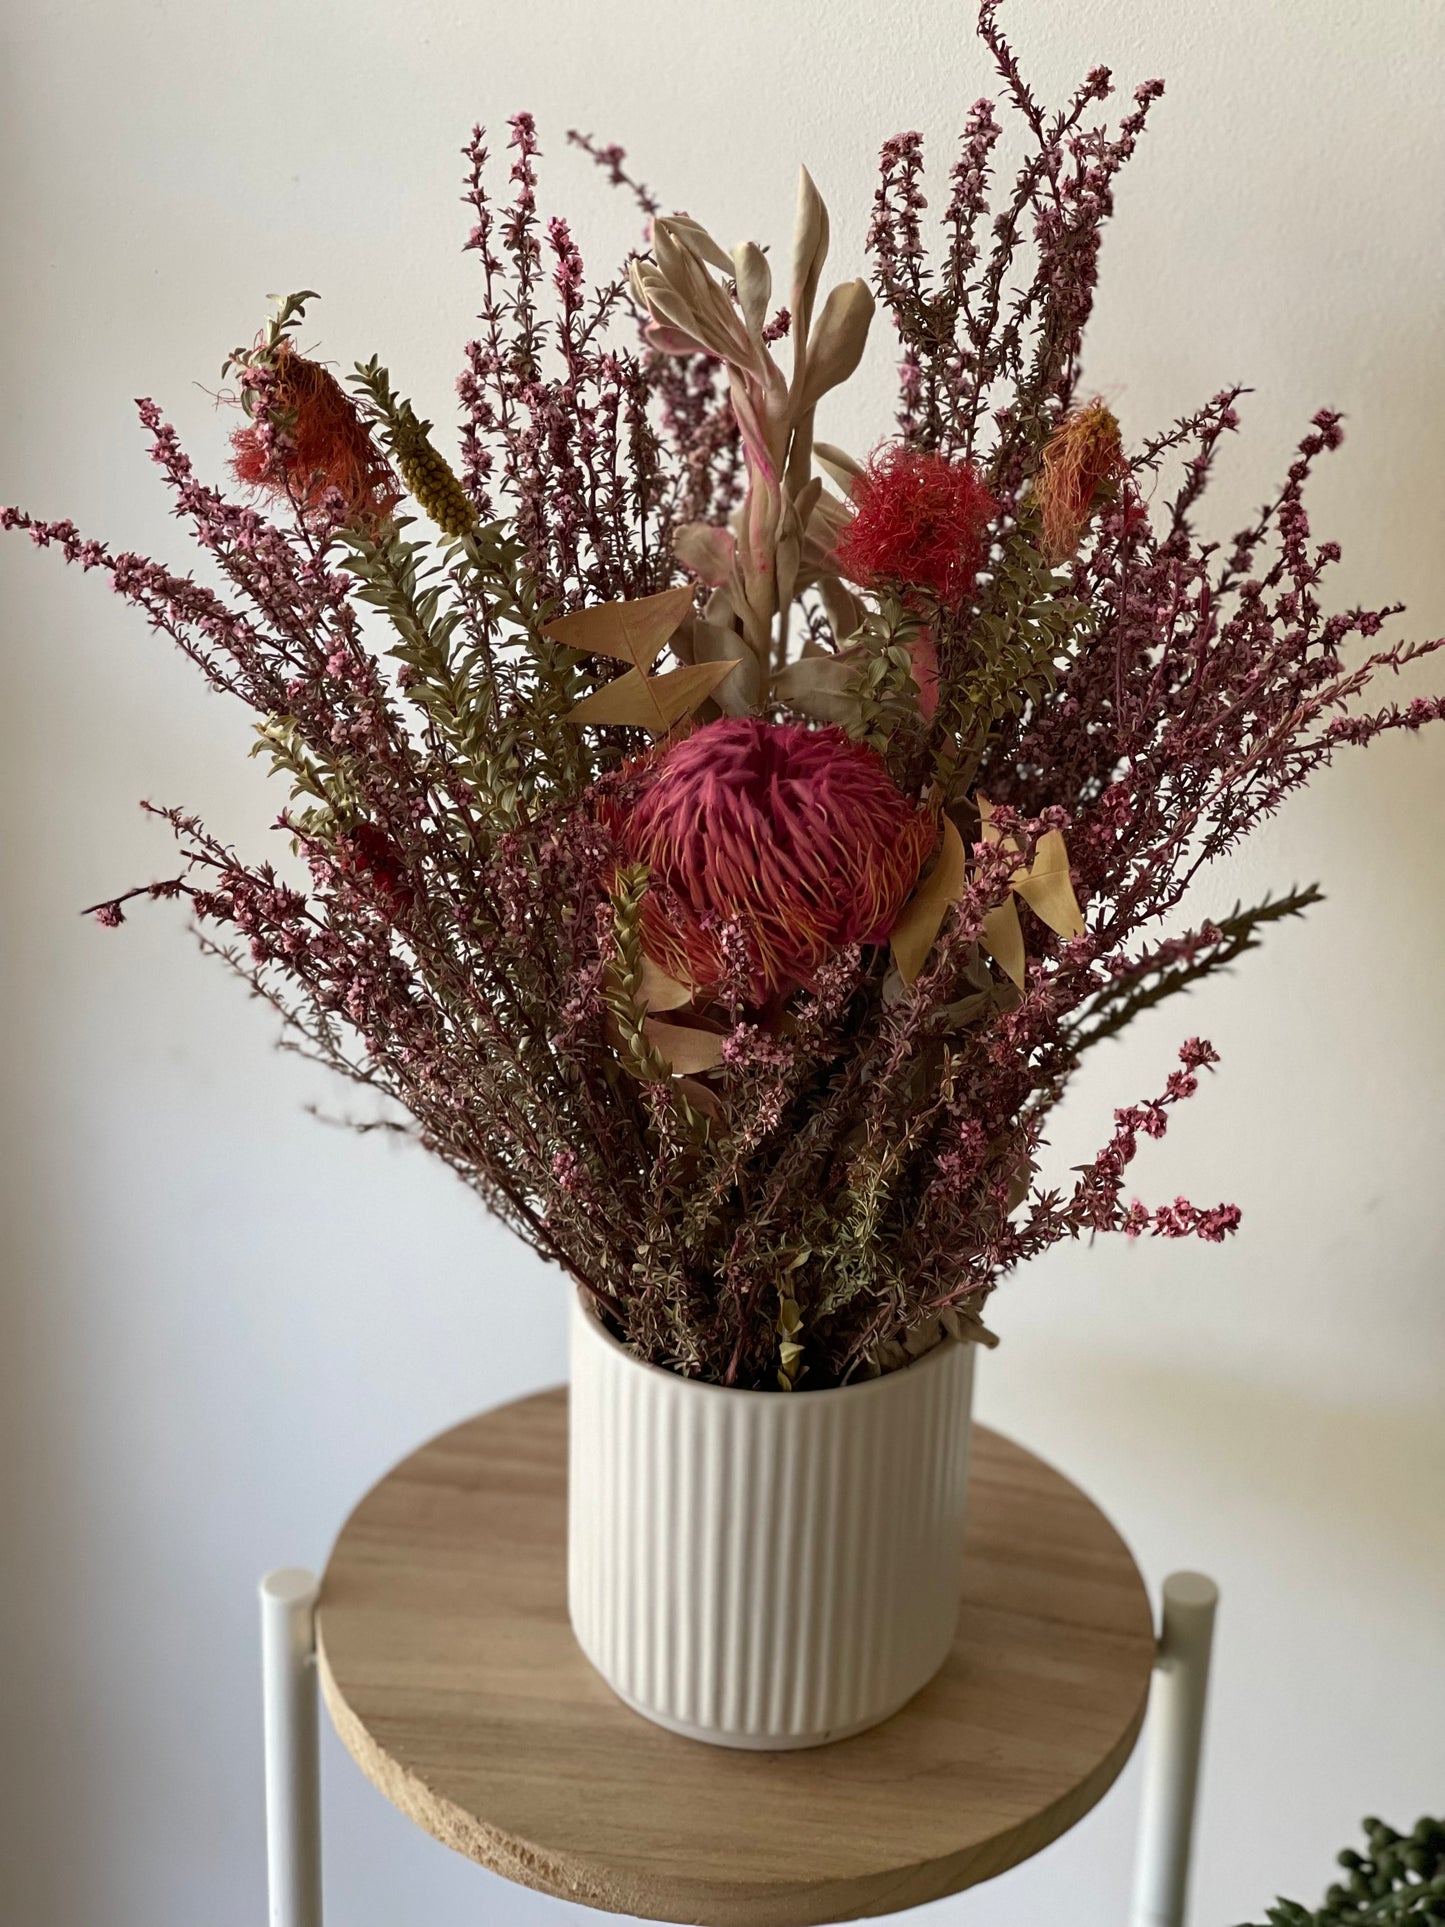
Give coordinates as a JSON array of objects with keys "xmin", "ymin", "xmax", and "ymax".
[
  {"xmin": 612, "ymin": 717, "xmax": 936, "ymax": 999},
  {"xmin": 834, "ymin": 445, "xmax": 995, "ymax": 606},
  {"xmin": 231, "ymin": 341, "xmax": 400, "ymax": 528},
  {"xmin": 1033, "ymin": 398, "xmax": 1125, "ymax": 562},
  {"xmin": 334, "ymin": 821, "xmax": 411, "ymax": 913}
]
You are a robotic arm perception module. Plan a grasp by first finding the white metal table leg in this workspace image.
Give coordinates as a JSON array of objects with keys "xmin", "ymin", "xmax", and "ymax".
[
  {"xmin": 1130, "ymin": 1571, "xmax": 1219, "ymax": 1927},
  {"xmin": 261, "ymin": 1568, "xmax": 323, "ymax": 1927}
]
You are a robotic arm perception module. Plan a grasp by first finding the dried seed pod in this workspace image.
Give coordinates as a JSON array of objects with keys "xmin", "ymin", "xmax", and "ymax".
[{"xmin": 389, "ymin": 414, "xmax": 476, "ymax": 538}]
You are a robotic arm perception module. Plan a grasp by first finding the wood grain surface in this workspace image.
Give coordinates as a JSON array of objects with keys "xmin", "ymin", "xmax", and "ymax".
[{"xmin": 317, "ymin": 1388, "xmax": 1156, "ymax": 1926}]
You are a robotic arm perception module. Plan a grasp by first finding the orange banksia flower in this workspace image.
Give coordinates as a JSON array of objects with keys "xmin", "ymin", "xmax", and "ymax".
[
  {"xmin": 1033, "ymin": 399, "xmax": 1125, "ymax": 562},
  {"xmin": 231, "ymin": 340, "xmax": 400, "ymax": 529}
]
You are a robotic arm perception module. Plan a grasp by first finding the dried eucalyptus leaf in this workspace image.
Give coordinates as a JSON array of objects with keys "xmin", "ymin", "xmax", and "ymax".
[
  {"xmin": 818, "ymin": 572, "xmax": 865, "ymax": 643},
  {"xmin": 639, "ymin": 955, "xmax": 693, "ymax": 1012},
  {"xmin": 544, "ymin": 584, "xmax": 694, "ymax": 671},
  {"xmin": 881, "ymin": 963, "xmax": 910, "ymax": 1006},
  {"xmin": 772, "ymin": 652, "xmax": 860, "ymax": 724},
  {"xmin": 643, "ymin": 1017, "xmax": 726, "ymax": 1075},
  {"xmin": 673, "ymin": 1074, "xmax": 724, "ymax": 1120},
  {"xmin": 890, "ymin": 814, "xmax": 965, "ymax": 985},
  {"xmin": 1012, "ymin": 828, "xmax": 1085, "ymax": 938},
  {"xmin": 692, "ymin": 618, "xmax": 762, "ymax": 715},
  {"xmin": 980, "ymin": 895, "xmax": 1026, "ymax": 987},
  {"xmin": 929, "ymin": 989, "xmax": 993, "ymax": 1032}
]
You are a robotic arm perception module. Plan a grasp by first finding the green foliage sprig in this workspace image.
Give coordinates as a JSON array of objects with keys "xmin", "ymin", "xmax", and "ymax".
[
  {"xmin": 221, "ymin": 288, "xmax": 319, "ymax": 397},
  {"xmin": 250, "ymin": 713, "xmax": 363, "ymax": 840},
  {"xmin": 1069, "ymin": 885, "xmax": 1326, "ymax": 1057},
  {"xmin": 840, "ymin": 596, "xmax": 932, "ymax": 754},
  {"xmin": 604, "ymin": 865, "xmax": 671, "ymax": 1084},
  {"xmin": 1239, "ymin": 1816, "xmax": 1445, "ymax": 1927},
  {"xmin": 939, "ymin": 506, "xmax": 1091, "ymax": 782}
]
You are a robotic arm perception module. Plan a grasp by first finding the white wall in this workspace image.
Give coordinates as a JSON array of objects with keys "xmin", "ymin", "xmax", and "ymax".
[{"xmin": 2, "ymin": 2, "xmax": 1442, "ymax": 1923}]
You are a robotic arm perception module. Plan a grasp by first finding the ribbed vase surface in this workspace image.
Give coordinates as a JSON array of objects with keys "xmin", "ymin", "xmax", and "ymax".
[{"xmin": 567, "ymin": 1296, "xmax": 976, "ymax": 1749}]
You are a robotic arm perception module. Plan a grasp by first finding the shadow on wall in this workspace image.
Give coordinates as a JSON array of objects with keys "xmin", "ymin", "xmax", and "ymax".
[{"xmin": 985, "ymin": 1346, "xmax": 1445, "ymax": 1593}]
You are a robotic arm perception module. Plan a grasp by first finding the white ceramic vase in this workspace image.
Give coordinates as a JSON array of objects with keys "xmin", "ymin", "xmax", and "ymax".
[{"xmin": 567, "ymin": 1293, "xmax": 976, "ymax": 1750}]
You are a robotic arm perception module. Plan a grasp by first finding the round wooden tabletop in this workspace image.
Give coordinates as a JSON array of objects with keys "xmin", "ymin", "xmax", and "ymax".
[{"xmin": 318, "ymin": 1387, "xmax": 1156, "ymax": 1927}]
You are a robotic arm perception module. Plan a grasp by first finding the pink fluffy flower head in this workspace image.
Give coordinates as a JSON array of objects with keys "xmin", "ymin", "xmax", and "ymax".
[
  {"xmin": 614, "ymin": 717, "xmax": 936, "ymax": 1000},
  {"xmin": 834, "ymin": 444, "xmax": 996, "ymax": 607}
]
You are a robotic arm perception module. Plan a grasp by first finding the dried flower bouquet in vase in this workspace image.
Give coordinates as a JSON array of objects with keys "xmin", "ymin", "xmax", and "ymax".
[{"xmin": 9, "ymin": 5, "xmax": 1441, "ymax": 1745}]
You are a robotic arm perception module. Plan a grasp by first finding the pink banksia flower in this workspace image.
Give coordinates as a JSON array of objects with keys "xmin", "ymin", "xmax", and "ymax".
[
  {"xmin": 1033, "ymin": 398, "xmax": 1125, "ymax": 562},
  {"xmin": 834, "ymin": 445, "xmax": 996, "ymax": 606},
  {"xmin": 611, "ymin": 717, "xmax": 936, "ymax": 1000}
]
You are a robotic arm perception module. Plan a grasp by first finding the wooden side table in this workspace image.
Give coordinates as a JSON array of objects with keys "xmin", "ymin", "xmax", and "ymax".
[{"xmin": 260, "ymin": 1388, "xmax": 1218, "ymax": 1927}]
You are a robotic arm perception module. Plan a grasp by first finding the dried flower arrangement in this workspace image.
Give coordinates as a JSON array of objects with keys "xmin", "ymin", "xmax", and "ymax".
[{"xmin": 7, "ymin": 4, "xmax": 1442, "ymax": 1391}]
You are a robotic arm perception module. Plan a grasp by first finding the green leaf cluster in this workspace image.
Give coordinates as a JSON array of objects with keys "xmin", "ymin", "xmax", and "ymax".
[
  {"xmin": 940, "ymin": 505, "xmax": 1091, "ymax": 777},
  {"xmin": 604, "ymin": 865, "xmax": 671, "ymax": 1083},
  {"xmin": 839, "ymin": 597, "xmax": 931, "ymax": 753},
  {"xmin": 250, "ymin": 713, "xmax": 362, "ymax": 840},
  {"xmin": 1238, "ymin": 1816, "xmax": 1445, "ymax": 1927},
  {"xmin": 221, "ymin": 288, "xmax": 320, "ymax": 398},
  {"xmin": 335, "ymin": 508, "xmax": 590, "ymax": 841}
]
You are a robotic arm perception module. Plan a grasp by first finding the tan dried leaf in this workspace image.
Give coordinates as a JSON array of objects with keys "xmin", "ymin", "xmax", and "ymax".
[
  {"xmin": 1011, "ymin": 828, "xmax": 1086, "ymax": 939},
  {"xmin": 643, "ymin": 1018, "xmax": 726, "ymax": 1075},
  {"xmin": 662, "ymin": 212, "xmax": 733, "ymax": 275},
  {"xmin": 976, "ymin": 792, "xmax": 1016, "ymax": 852},
  {"xmin": 774, "ymin": 522, "xmax": 802, "ymax": 613},
  {"xmin": 802, "ymin": 492, "xmax": 853, "ymax": 577},
  {"xmin": 639, "ymin": 954, "xmax": 693, "ymax": 1012},
  {"xmin": 731, "ymin": 241, "xmax": 772, "ymax": 338},
  {"xmin": 673, "ymin": 1074, "xmax": 724, "ymax": 1120},
  {"xmin": 817, "ymin": 573, "xmax": 865, "ymax": 644},
  {"xmin": 692, "ymin": 618, "xmax": 762, "ymax": 715},
  {"xmin": 790, "ymin": 166, "xmax": 830, "ymax": 346},
  {"xmin": 544, "ymin": 584, "xmax": 694, "ymax": 671},
  {"xmin": 673, "ymin": 521, "xmax": 737, "ymax": 587},
  {"xmin": 890, "ymin": 814, "xmax": 966, "ymax": 985},
  {"xmin": 644, "ymin": 318, "xmax": 711, "ymax": 357},
  {"xmin": 567, "ymin": 657, "xmax": 740, "ymax": 731},
  {"xmin": 980, "ymin": 895, "xmax": 1026, "ymax": 987},
  {"xmin": 790, "ymin": 474, "xmax": 823, "ymax": 531},
  {"xmin": 813, "ymin": 441, "xmax": 864, "ymax": 492}
]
